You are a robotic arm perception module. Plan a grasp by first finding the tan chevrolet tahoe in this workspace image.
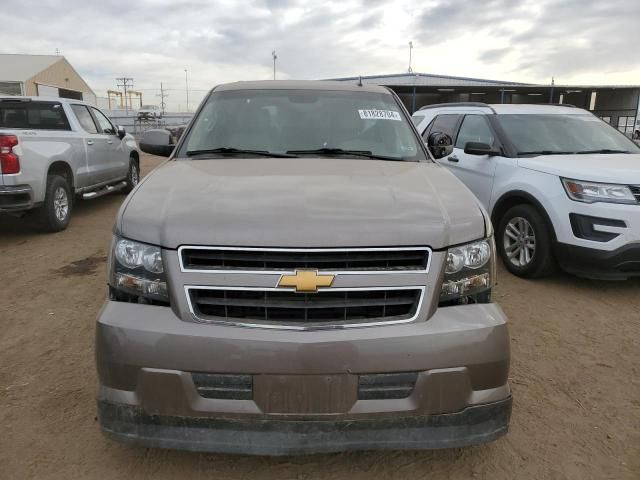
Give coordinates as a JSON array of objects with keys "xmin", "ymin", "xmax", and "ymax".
[{"xmin": 95, "ymin": 80, "xmax": 511, "ymax": 455}]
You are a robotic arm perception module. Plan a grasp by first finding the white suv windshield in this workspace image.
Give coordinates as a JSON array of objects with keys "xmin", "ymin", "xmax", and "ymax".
[
  {"xmin": 496, "ymin": 114, "xmax": 640, "ymax": 155},
  {"xmin": 180, "ymin": 89, "xmax": 425, "ymax": 161}
]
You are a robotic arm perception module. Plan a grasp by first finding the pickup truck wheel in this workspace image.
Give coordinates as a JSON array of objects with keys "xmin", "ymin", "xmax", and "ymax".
[
  {"xmin": 35, "ymin": 175, "xmax": 72, "ymax": 232},
  {"xmin": 122, "ymin": 158, "xmax": 139, "ymax": 194},
  {"xmin": 497, "ymin": 204, "xmax": 555, "ymax": 278}
]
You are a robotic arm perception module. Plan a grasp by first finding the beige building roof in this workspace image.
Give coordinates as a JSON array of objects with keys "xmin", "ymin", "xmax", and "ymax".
[{"xmin": 0, "ymin": 53, "xmax": 95, "ymax": 98}]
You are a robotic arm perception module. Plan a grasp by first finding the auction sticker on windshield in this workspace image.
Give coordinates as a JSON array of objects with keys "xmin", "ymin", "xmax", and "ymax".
[{"xmin": 358, "ymin": 109, "xmax": 402, "ymax": 121}]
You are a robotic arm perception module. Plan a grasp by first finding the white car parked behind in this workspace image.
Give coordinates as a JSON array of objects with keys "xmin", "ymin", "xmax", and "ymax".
[
  {"xmin": 414, "ymin": 103, "xmax": 640, "ymax": 280},
  {"xmin": 137, "ymin": 105, "xmax": 162, "ymax": 121}
]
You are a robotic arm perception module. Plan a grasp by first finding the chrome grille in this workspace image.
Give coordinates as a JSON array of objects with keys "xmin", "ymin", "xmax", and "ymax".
[
  {"xmin": 179, "ymin": 246, "xmax": 430, "ymax": 272},
  {"xmin": 186, "ymin": 286, "xmax": 424, "ymax": 329},
  {"xmin": 630, "ymin": 185, "xmax": 640, "ymax": 202}
]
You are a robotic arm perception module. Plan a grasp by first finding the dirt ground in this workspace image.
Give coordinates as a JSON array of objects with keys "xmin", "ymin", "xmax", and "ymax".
[{"xmin": 1, "ymin": 154, "xmax": 638, "ymax": 480}]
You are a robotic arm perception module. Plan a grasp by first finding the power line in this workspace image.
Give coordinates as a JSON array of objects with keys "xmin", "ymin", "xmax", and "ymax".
[
  {"xmin": 100, "ymin": 88, "xmax": 209, "ymax": 92},
  {"xmin": 116, "ymin": 77, "xmax": 134, "ymax": 115}
]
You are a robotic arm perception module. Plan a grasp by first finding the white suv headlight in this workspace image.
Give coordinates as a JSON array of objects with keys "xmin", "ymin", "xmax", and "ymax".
[
  {"xmin": 110, "ymin": 236, "xmax": 169, "ymax": 304},
  {"xmin": 562, "ymin": 178, "xmax": 637, "ymax": 205},
  {"xmin": 440, "ymin": 237, "xmax": 496, "ymax": 304}
]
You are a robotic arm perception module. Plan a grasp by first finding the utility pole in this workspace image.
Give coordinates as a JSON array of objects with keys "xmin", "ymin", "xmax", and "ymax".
[
  {"xmin": 157, "ymin": 82, "xmax": 168, "ymax": 115},
  {"xmin": 272, "ymin": 50, "xmax": 277, "ymax": 80},
  {"xmin": 408, "ymin": 41, "xmax": 413, "ymax": 73},
  {"xmin": 184, "ymin": 69, "xmax": 189, "ymax": 112},
  {"xmin": 116, "ymin": 77, "xmax": 134, "ymax": 115}
]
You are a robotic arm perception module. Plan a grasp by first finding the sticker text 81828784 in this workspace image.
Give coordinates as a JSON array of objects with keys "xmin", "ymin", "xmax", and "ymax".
[{"xmin": 358, "ymin": 109, "xmax": 402, "ymax": 121}]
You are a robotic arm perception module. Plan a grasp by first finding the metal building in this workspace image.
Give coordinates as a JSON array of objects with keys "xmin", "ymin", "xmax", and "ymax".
[
  {"xmin": 0, "ymin": 54, "xmax": 96, "ymax": 104},
  {"xmin": 333, "ymin": 73, "xmax": 640, "ymax": 137}
]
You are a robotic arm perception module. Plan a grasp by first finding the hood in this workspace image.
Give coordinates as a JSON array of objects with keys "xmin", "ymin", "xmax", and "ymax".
[
  {"xmin": 518, "ymin": 153, "xmax": 640, "ymax": 184},
  {"xmin": 119, "ymin": 158, "xmax": 486, "ymax": 250}
]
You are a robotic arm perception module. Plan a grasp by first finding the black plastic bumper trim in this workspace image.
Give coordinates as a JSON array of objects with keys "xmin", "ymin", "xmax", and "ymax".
[
  {"xmin": 358, "ymin": 372, "xmax": 419, "ymax": 400},
  {"xmin": 0, "ymin": 185, "xmax": 32, "ymax": 210},
  {"xmin": 192, "ymin": 373, "xmax": 253, "ymax": 400},
  {"xmin": 97, "ymin": 396, "xmax": 512, "ymax": 455},
  {"xmin": 569, "ymin": 213, "xmax": 626, "ymax": 242},
  {"xmin": 555, "ymin": 242, "xmax": 640, "ymax": 279}
]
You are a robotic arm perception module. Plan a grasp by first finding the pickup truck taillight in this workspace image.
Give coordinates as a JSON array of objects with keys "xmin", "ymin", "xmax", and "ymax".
[{"xmin": 0, "ymin": 134, "xmax": 20, "ymax": 174}]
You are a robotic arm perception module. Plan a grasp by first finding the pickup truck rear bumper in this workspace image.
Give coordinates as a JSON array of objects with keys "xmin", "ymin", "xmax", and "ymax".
[{"xmin": 0, "ymin": 185, "xmax": 33, "ymax": 211}]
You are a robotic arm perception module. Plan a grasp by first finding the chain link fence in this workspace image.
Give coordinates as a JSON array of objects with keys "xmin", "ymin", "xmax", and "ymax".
[{"xmin": 105, "ymin": 112, "xmax": 193, "ymax": 139}]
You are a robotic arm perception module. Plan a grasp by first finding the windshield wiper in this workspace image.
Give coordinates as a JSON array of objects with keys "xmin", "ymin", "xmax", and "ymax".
[
  {"xmin": 286, "ymin": 148, "xmax": 406, "ymax": 161},
  {"xmin": 186, "ymin": 147, "xmax": 297, "ymax": 158},
  {"xmin": 516, "ymin": 150, "xmax": 576, "ymax": 156},
  {"xmin": 575, "ymin": 149, "xmax": 630, "ymax": 154}
]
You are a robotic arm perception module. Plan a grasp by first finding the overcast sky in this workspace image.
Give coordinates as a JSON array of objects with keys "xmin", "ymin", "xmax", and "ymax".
[{"xmin": 2, "ymin": 0, "xmax": 639, "ymax": 109}]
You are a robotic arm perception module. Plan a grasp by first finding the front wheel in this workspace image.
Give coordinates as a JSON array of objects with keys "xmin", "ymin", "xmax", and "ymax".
[
  {"xmin": 122, "ymin": 158, "xmax": 139, "ymax": 194},
  {"xmin": 497, "ymin": 204, "xmax": 555, "ymax": 278}
]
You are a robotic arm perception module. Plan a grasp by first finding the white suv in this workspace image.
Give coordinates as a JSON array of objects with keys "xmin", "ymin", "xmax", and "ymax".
[{"xmin": 413, "ymin": 103, "xmax": 640, "ymax": 280}]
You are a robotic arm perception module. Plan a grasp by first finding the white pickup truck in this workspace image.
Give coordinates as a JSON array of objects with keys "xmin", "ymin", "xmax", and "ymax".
[{"xmin": 0, "ymin": 97, "xmax": 140, "ymax": 231}]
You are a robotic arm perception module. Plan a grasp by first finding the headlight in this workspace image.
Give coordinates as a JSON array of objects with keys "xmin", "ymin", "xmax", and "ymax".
[
  {"xmin": 440, "ymin": 237, "xmax": 495, "ymax": 305},
  {"xmin": 562, "ymin": 178, "xmax": 636, "ymax": 205},
  {"xmin": 110, "ymin": 236, "xmax": 169, "ymax": 304}
]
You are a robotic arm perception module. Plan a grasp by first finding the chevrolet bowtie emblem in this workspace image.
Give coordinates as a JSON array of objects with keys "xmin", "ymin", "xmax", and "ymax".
[{"xmin": 277, "ymin": 269, "xmax": 335, "ymax": 293}]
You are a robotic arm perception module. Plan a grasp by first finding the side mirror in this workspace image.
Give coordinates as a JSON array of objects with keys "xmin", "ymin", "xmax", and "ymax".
[
  {"xmin": 464, "ymin": 142, "xmax": 500, "ymax": 156},
  {"xmin": 427, "ymin": 132, "xmax": 454, "ymax": 159},
  {"xmin": 116, "ymin": 125, "xmax": 126, "ymax": 140},
  {"xmin": 139, "ymin": 129, "xmax": 175, "ymax": 157}
]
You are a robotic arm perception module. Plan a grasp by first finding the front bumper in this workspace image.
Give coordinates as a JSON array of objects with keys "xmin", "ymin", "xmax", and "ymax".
[
  {"xmin": 0, "ymin": 184, "xmax": 33, "ymax": 211},
  {"xmin": 555, "ymin": 242, "xmax": 640, "ymax": 280},
  {"xmin": 96, "ymin": 301, "xmax": 511, "ymax": 454},
  {"xmin": 98, "ymin": 396, "xmax": 512, "ymax": 455},
  {"xmin": 550, "ymin": 194, "xmax": 640, "ymax": 252}
]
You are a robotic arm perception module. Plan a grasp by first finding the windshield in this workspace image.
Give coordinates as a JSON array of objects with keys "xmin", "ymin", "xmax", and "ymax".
[
  {"xmin": 496, "ymin": 114, "xmax": 640, "ymax": 155},
  {"xmin": 141, "ymin": 105, "xmax": 157, "ymax": 110},
  {"xmin": 178, "ymin": 89, "xmax": 425, "ymax": 161}
]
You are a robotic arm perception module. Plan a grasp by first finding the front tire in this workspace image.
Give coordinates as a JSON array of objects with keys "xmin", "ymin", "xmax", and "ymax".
[
  {"xmin": 35, "ymin": 175, "xmax": 72, "ymax": 232},
  {"xmin": 122, "ymin": 157, "xmax": 139, "ymax": 194},
  {"xmin": 497, "ymin": 204, "xmax": 555, "ymax": 278}
]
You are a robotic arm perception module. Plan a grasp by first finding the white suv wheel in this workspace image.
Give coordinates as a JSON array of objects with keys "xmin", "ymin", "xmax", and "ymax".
[{"xmin": 503, "ymin": 216, "xmax": 536, "ymax": 267}]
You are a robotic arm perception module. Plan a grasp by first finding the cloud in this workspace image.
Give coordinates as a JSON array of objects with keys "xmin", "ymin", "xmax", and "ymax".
[
  {"xmin": 479, "ymin": 47, "xmax": 510, "ymax": 63},
  {"xmin": 414, "ymin": 0, "xmax": 640, "ymax": 81},
  {"xmin": 0, "ymin": 0, "xmax": 638, "ymax": 109}
]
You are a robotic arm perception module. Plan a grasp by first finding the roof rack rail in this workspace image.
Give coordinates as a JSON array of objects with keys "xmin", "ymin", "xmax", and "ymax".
[
  {"xmin": 418, "ymin": 102, "xmax": 491, "ymax": 110},
  {"xmin": 0, "ymin": 97, "xmax": 32, "ymax": 103},
  {"xmin": 537, "ymin": 103, "xmax": 577, "ymax": 107}
]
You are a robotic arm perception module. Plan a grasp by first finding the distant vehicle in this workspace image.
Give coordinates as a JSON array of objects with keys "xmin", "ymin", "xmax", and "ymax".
[
  {"xmin": 137, "ymin": 105, "xmax": 162, "ymax": 121},
  {"xmin": 0, "ymin": 97, "xmax": 140, "ymax": 232},
  {"xmin": 95, "ymin": 80, "xmax": 512, "ymax": 455},
  {"xmin": 412, "ymin": 103, "xmax": 640, "ymax": 280}
]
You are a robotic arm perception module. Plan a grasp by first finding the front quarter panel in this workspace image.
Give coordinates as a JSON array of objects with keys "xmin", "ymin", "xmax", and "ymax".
[
  {"xmin": 490, "ymin": 165, "xmax": 565, "ymax": 240},
  {"xmin": 124, "ymin": 135, "xmax": 138, "ymax": 153}
]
